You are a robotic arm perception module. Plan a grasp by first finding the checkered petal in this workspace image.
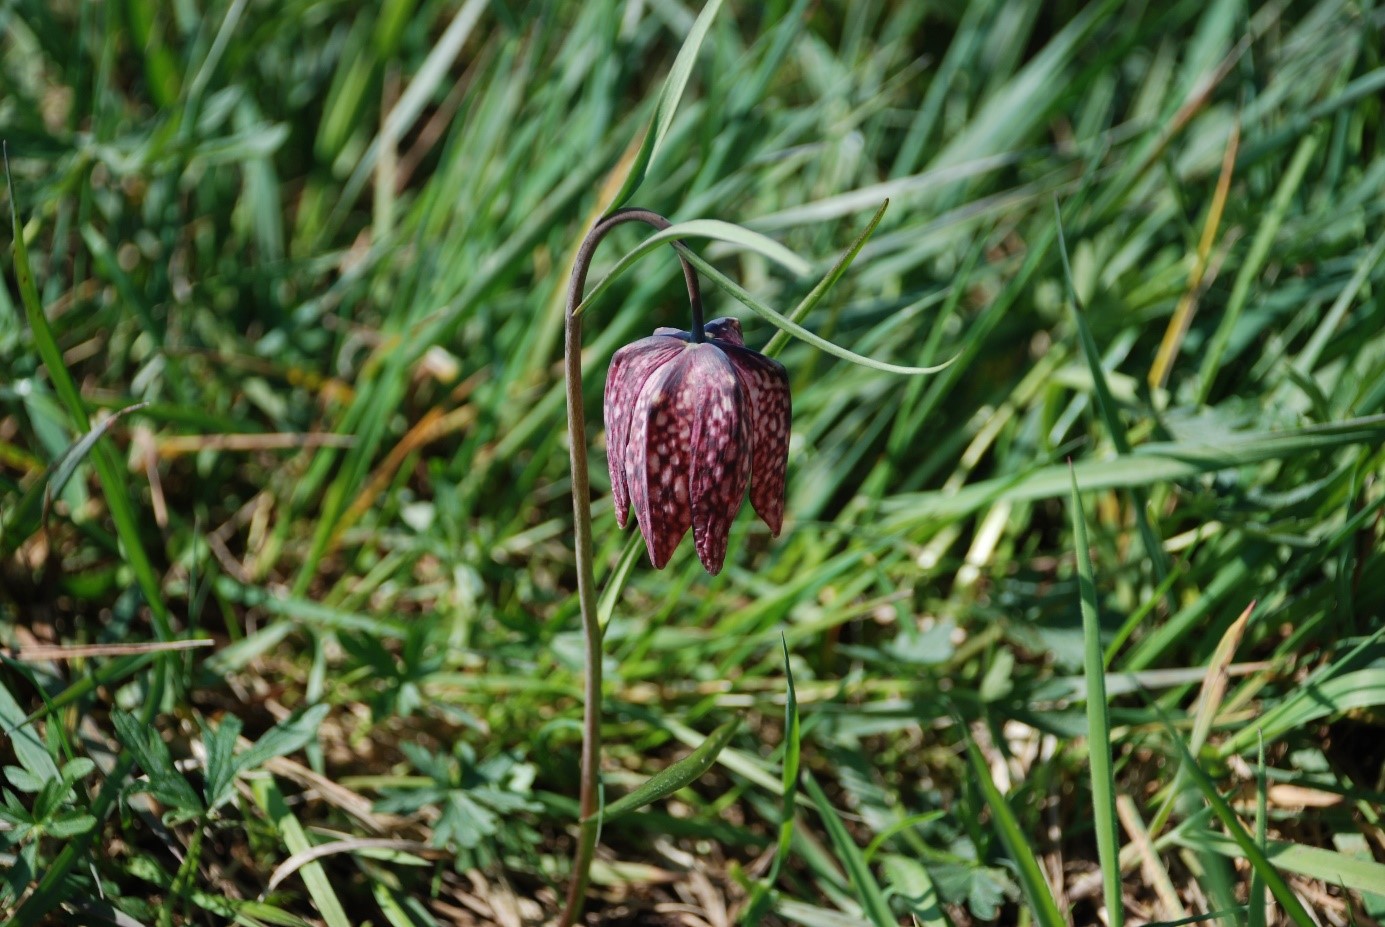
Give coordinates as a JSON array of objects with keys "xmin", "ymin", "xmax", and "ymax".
[
  {"xmin": 684, "ymin": 348, "xmax": 752, "ymax": 574},
  {"xmin": 717, "ymin": 343, "xmax": 791, "ymax": 535},
  {"xmin": 604, "ymin": 335, "xmax": 686, "ymax": 528},
  {"xmin": 625, "ymin": 353, "xmax": 696, "ymax": 568}
]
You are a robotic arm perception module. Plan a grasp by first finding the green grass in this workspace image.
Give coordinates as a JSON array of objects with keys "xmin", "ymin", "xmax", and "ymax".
[{"xmin": 3, "ymin": 0, "xmax": 1385, "ymax": 924}]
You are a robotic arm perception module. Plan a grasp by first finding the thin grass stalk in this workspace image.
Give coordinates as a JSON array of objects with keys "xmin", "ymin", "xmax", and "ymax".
[
  {"xmin": 559, "ymin": 208, "xmax": 702, "ymax": 926},
  {"xmin": 1248, "ymin": 732, "xmax": 1268, "ymax": 927},
  {"xmin": 1069, "ymin": 465, "xmax": 1124, "ymax": 926}
]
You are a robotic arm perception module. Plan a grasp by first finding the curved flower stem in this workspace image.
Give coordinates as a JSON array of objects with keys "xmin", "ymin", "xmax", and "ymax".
[{"xmin": 559, "ymin": 208, "xmax": 702, "ymax": 926}]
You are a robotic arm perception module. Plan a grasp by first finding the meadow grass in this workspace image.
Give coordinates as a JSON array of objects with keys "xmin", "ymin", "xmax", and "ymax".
[{"xmin": 2, "ymin": 1, "xmax": 1385, "ymax": 924}]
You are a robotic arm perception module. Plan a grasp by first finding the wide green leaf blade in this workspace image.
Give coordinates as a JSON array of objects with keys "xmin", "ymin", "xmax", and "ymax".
[
  {"xmin": 963, "ymin": 734, "xmax": 1066, "ymax": 927},
  {"xmin": 573, "ymin": 218, "xmax": 811, "ymax": 319},
  {"xmin": 238, "ymin": 703, "xmax": 332, "ymax": 772},
  {"xmin": 0, "ymin": 680, "xmax": 59, "ymax": 782},
  {"xmin": 801, "ymin": 771, "xmax": 897, "ymax": 927},
  {"xmin": 1070, "ymin": 466, "xmax": 1124, "ymax": 927},
  {"xmin": 605, "ymin": 0, "xmax": 727, "ymax": 211},
  {"xmin": 600, "ymin": 718, "xmax": 740, "ymax": 821}
]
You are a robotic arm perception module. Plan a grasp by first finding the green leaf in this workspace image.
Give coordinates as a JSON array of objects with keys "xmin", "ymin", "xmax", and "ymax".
[
  {"xmin": 746, "ymin": 635, "xmax": 802, "ymax": 923},
  {"xmin": 879, "ymin": 855, "xmax": 946, "ymax": 926},
  {"xmin": 801, "ymin": 770, "xmax": 896, "ymax": 927},
  {"xmin": 573, "ymin": 218, "xmax": 812, "ymax": 320},
  {"xmin": 1218, "ymin": 668, "xmax": 1385, "ymax": 757},
  {"xmin": 4, "ymin": 149, "xmax": 172, "ymax": 639},
  {"xmin": 1196, "ymin": 131, "xmax": 1320, "ymax": 404},
  {"xmin": 763, "ymin": 199, "xmax": 890, "ymax": 358},
  {"xmin": 605, "ymin": 0, "xmax": 727, "ymax": 210},
  {"xmin": 4, "ymin": 766, "xmax": 44, "ymax": 794},
  {"xmin": 880, "ymin": 414, "xmax": 1385, "ymax": 527},
  {"xmin": 45, "ymin": 811, "xmax": 97, "ymax": 839},
  {"xmin": 1069, "ymin": 466, "xmax": 1124, "ymax": 927},
  {"xmin": 1055, "ymin": 198, "xmax": 1170, "ymax": 604},
  {"xmin": 371, "ymin": 880, "xmax": 441, "ymax": 927},
  {"xmin": 1173, "ymin": 829, "xmax": 1385, "ymax": 901},
  {"xmin": 1249, "ymin": 734, "xmax": 1268, "ymax": 927},
  {"xmin": 111, "ymin": 711, "xmax": 203, "ymax": 816},
  {"xmin": 32, "ymin": 777, "xmax": 67, "ymax": 821},
  {"xmin": 596, "ymin": 534, "xmax": 643, "ymax": 629},
  {"xmin": 59, "ymin": 758, "xmax": 95, "ymax": 788},
  {"xmin": 251, "ymin": 776, "xmax": 352, "ymax": 927},
  {"xmin": 202, "ymin": 714, "xmax": 243, "ymax": 813},
  {"xmin": 928, "ymin": 862, "xmax": 1018, "ymax": 921},
  {"xmin": 673, "ymin": 243, "xmax": 953, "ymax": 375},
  {"xmin": 0, "ymin": 402, "xmax": 149, "ymax": 552},
  {"xmin": 962, "ymin": 734, "xmax": 1066, "ymax": 927},
  {"xmin": 1158, "ymin": 722, "xmax": 1315, "ymax": 926},
  {"xmin": 238, "ymin": 703, "xmax": 331, "ymax": 773},
  {"xmin": 1, "ymin": 841, "xmax": 35, "ymax": 904},
  {"xmin": 775, "ymin": 635, "xmax": 801, "ymax": 873},
  {"xmin": 0, "ymin": 681, "xmax": 58, "ymax": 784},
  {"xmin": 601, "ymin": 718, "xmax": 740, "ymax": 821},
  {"xmin": 436, "ymin": 790, "xmax": 499, "ymax": 848}
]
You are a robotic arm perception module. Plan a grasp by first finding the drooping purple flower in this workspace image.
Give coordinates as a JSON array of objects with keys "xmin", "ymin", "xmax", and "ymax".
[{"xmin": 604, "ymin": 317, "xmax": 790, "ymax": 575}]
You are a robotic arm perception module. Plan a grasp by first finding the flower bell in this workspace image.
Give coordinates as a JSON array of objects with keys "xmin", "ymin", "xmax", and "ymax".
[{"xmin": 604, "ymin": 317, "xmax": 790, "ymax": 575}]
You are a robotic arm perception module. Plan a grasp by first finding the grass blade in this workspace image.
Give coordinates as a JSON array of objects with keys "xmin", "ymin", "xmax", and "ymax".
[
  {"xmin": 801, "ymin": 771, "xmax": 896, "ymax": 927},
  {"xmin": 1195, "ymin": 131, "xmax": 1319, "ymax": 404},
  {"xmin": 1, "ymin": 402, "xmax": 141, "ymax": 553},
  {"xmin": 962, "ymin": 733, "xmax": 1066, "ymax": 927},
  {"xmin": 1154, "ymin": 707, "xmax": 1315, "ymax": 926},
  {"xmin": 5, "ymin": 150, "xmax": 171, "ymax": 639},
  {"xmin": 743, "ymin": 636, "xmax": 803, "ymax": 924},
  {"xmin": 601, "ymin": 718, "xmax": 741, "ymax": 821},
  {"xmin": 573, "ymin": 217, "xmax": 812, "ymax": 319},
  {"xmin": 1248, "ymin": 733, "xmax": 1267, "ymax": 927},
  {"xmin": 606, "ymin": 0, "xmax": 727, "ymax": 210},
  {"xmin": 1056, "ymin": 199, "xmax": 1171, "ymax": 607},
  {"xmin": 763, "ymin": 200, "xmax": 890, "ymax": 359},
  {"xmin": 673, "ymin": 243, "xmax": 952, "ymax": 375},
  {"xmin": 1069, "ymin": 465, "xmax": 1124, "ymax": 926},
  {"xmin": 771, "ymin": 635, "xmax": 801, "ymax": 882},
  {"xmin": 250, "ymin": 777, "xmax": 352, "ymax": 927}
]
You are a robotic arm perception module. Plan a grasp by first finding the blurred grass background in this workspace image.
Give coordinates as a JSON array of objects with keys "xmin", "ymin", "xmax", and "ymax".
[{"xmin": 2, "ymin": 0, "xmax": 1385, "ymax": 924}]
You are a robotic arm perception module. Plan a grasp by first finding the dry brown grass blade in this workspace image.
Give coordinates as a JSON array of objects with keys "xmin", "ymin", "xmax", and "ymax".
[
  {"xmin": 1149, "ymin": 119, "xmax": 1240, "ymax": 390},
  {"xmin": 1189, "ymin": 599, "xmax": 1256, "ymax": 756},
  {"xmin": 264, "ymin": 837, "xmax": 448, "ymax": 894},
  {"xmin": 1116, "ymin": 793, "xmax": 1184, "ymax": 921},
  {"xmin": 329, "ymin": 403, "xmax": 478, "ymax": 555},
  {"xmin": 4, "ymin": 639, "xmax": 214, "ymax": 661},
  {"xmin": 1131, "ymin": 600, "xmax": 1259, "ymax": 854},
  {"xmin": 259, "ymin": 752, "xmax": 396, "ymax": 835},
  {"xmin": 155, "ymin": 432, "xmax": 357, "ymax": 457}
]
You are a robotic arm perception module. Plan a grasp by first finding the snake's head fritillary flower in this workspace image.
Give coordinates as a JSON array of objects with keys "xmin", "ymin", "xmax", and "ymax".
[{"xmin": 604, "ymin": 317, "xmax": 790, "ymax": 575}]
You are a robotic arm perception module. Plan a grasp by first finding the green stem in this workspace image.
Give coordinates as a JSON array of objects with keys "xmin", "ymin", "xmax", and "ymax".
[
  {"xmin": 163, "ymin": 821, "xmax": 205, "ymax": 927},
  {"xmin": 558, "ymin": 208, "xmax": 701, "ymax": 926}
]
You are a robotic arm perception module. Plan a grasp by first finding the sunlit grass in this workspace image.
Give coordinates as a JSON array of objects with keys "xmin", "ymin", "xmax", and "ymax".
[{"xmin": 2, "ymin": 0, "xmax": 1384, "ymax": 924}]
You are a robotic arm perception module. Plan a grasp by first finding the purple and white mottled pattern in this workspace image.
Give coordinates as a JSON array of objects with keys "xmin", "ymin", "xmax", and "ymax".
[
  {"xmin": 604, "ymin": 335, "xmax": 686, "ymax": 528},
  {"xmin": 603, "ymin": 317, "xmax": 791, "ymax": 574},
  {"xmin": 625, "ymin": 355, "xmax": 693, "ymax": 569},
  {"xmin": 717, "ymin": 343, "xmax": 790, "ymax": 535},
  {"xmin": 685, "ymin": 348, "xmax": 751, "ymax": 574}
]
